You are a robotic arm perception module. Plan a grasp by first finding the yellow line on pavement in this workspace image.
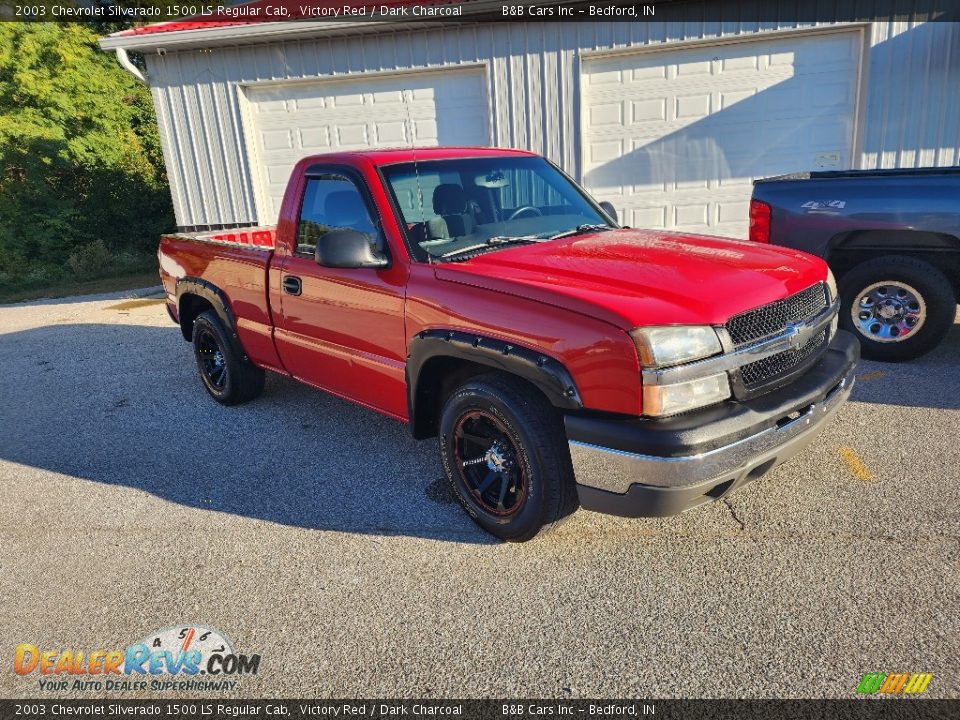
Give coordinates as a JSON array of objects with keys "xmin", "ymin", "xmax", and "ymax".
[{"xmin": 839, "ymin": 447, "xmax": 874, "ymax": 481}]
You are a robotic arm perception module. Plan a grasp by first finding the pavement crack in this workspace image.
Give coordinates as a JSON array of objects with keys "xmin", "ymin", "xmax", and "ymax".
[{"xmin": 722, "ymin": 497, "xmax": 745, "ymax": 531}]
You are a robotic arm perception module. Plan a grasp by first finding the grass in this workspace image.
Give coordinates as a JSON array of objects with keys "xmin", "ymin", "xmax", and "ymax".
[{"xmin": 0, "ymin": 270, "xmax": 161, "ymax": 304}]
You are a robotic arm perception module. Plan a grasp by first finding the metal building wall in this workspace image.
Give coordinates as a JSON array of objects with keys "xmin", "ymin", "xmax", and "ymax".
[{"xmin": 143, "ymin": 19, "xmax": 960, "ymax": 229}]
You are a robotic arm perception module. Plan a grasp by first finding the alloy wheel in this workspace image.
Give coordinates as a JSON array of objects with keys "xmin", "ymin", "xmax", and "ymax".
[
  {"xmin": 453, "ymin": 410, "xmax": 528, "ymax": 517},
  {"xmin": 196, "ymin": 328, "xmax": 229, "ymax": 390}
]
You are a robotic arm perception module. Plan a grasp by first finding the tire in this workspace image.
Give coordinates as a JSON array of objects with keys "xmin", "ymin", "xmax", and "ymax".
[
  {"xmin": 191, "ymin": 310, "xmax": 265, "ymax": 405},
  {"xmin": 838, "ymin": 255, "xmax": 956, "ymax": 362},
  {"xmin": 438, "ymin": 373, "xmax": 578, "ymax": 542}
]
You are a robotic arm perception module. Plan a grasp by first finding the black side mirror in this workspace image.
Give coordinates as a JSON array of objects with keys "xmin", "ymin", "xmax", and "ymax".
[
  {"xmin": 315, "ymin": 229, "xmax": 389, "ymax": 269},
  {"xmin": 599, "ymin": 201, "xmax": 618, "ymax": 225}
]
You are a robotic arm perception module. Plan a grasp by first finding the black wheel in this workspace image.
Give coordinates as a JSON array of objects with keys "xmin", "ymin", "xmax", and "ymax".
[
  {"xmin": 838, "ymin": 255, "xmax": 956, "ymax": 361},
  {"xmin": 191, "ymin": 310, "xmax": 265, "ymax": 405},
  {"xmin": 438, "ymin": 373, "xmax": 578, "ymax": 542}
]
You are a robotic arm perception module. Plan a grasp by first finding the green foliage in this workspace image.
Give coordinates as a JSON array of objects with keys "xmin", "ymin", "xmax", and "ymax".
[{"xmin": 0, "ymin": 22, "xmax": 173, "ymax": 291}]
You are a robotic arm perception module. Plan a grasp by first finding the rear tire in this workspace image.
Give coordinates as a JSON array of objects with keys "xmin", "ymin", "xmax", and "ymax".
[
  {"xmin": 192, "ymin": 310, "xmax": 265, "ymax": 405},
  {"xmin": 438, "ymin": 373, "xmax": 578, "ymax": 542},
  {"xmin": 838, "ymin": 255, "xmax": 955, "ymax": 362}
]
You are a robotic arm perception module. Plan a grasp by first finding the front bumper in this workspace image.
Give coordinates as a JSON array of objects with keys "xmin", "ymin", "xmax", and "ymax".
[{"xmin": 567, "ymin": 330, "xmax": 859, "ymax": 518}]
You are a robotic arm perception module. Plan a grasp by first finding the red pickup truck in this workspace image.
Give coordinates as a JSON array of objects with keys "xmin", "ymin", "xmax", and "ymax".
[{"xmin": 159, "ymin": 147, "xmax": 858, "ymax": 541}]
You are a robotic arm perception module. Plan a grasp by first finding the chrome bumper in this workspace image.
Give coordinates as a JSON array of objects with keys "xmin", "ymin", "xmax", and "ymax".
[{"xmin": 570, "ymin": 365, "xmax": 855, "ymax": 495}]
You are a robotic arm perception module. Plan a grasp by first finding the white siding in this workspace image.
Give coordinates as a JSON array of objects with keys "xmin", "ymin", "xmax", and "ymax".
[{"xmin": 143, "ymin": 18, "xmax": 960, "ymax": 229}]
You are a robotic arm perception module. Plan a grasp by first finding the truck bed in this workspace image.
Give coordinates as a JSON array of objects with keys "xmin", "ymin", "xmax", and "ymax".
[
  {"xmin": 756, "ymin": 166, "xmax": 960, "ymax": 183},
  {"xmin": 162, "ymin": 225, "xmax": 277, "ymax": 249},
  {"xmin": 158, "ymin": 223, "xmax": 284, "ymax": 373}
]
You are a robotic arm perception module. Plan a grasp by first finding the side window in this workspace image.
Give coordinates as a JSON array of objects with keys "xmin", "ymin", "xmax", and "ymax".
[{"xmin": 296, "ymin": 176, "xmax": 378, "ymax": 256}]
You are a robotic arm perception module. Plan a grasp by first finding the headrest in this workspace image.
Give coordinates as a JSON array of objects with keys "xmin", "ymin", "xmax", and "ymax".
[{"xmin": 432, "ymin": 184, "xmax": 467, "ymax": 216}]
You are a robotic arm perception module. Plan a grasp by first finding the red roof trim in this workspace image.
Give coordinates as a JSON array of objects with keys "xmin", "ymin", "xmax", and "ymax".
[{"xmin": 114, "ymin": 0, "xmax": 475, "ymax": 36}]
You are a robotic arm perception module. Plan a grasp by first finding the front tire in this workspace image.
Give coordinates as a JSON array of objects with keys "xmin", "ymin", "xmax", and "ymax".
[
  {"xmin": 192, "ymin": 310, "xmax": 265, "ymax": 405},
  {"xmin": 438, "ymin": 373, "xmax": 578, "ymax": 542},
  {"xmin": 838, "ymin": 255, "xmax": 956, "ymax": 362}
]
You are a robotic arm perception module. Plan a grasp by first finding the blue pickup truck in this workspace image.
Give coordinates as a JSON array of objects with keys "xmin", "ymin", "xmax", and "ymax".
[{"xmin": 749, "ymin": 167, "xmax": 960, "ymax": 361}]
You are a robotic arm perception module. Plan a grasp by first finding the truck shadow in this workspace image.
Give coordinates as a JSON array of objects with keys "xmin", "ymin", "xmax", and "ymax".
[
  {"xmin": 3, "ymin": 319, "xmax": 958, "ymax": 543},
  {"xmin": 849, "ymin": 319, "xmax": 960, "ymax": 411},
  {"xmin": 0, "ymin": 322, "xmax": 495, "ymax": 544}
]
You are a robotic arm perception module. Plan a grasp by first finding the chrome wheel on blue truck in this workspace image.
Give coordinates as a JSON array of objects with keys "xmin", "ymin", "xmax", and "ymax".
[{"xmin": 838, "ymin": 255, "xmax": 955, "ymax": 362}]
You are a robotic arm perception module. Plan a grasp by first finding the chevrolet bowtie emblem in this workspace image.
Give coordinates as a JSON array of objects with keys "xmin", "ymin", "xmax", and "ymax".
[{"xmin": 786, "ymin": 322, "xmax": 809, "ymax": 348}]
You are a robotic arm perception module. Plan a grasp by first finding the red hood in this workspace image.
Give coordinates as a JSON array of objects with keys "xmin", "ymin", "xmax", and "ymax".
[{"xmin": 434, "ymin": 228, "xmax": 828, "ymax": 329}]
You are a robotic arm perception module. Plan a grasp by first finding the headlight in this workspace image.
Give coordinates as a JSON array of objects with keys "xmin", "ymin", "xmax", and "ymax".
[
  {"xmin": 630, "ymin": 326, "xmax": 723, "ymax": 368},
  {"xmin": 643, "ymin": 373, "xmax": 731, "ymax": 417},
  {"xmin": 825, "ymin": 269, "xmax": 839, "ymax": 338},
  {"xmin": 826, "ymin": 268, "xmax": 837, "ymax": 303}
]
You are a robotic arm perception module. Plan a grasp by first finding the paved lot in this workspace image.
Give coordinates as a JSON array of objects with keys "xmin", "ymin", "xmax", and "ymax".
[{"xmin": 1, "ymin": 290, "xmax": 958, "ymax": 699}]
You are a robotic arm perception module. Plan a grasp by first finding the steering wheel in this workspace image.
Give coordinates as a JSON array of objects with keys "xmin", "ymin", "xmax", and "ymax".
[{"xmin": 507, "ymin": 206, "xmax": 543, "ymax": 221}]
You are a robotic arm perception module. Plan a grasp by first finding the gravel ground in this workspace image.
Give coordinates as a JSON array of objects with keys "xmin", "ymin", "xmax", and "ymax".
[{"xmin": 0, "ymin": 289, "xmax": 958, "ymax": 699}]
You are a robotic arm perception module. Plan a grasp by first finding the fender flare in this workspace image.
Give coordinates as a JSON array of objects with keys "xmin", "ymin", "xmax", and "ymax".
[
  {"xmin": 175, "ymin": 277, "xmax": 238, "ymax": 343},
  {"xmin": 406, "ymin": 330, "xmax": 583, "ymax": 439}
]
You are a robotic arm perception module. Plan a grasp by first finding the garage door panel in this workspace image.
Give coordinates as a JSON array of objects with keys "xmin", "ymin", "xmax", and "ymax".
[
  {"xmin": 292, "ymin": 95, "xmax": 327, "ymax": 111},
  {"xmin": 674, "ymin": 203, "xmax": 709, "ymax": 227},
  {"xmin": 589, "ymin": 102, "xmax": 624, "ymax": 127},
  {"xmin": 582, "ymin": 32, "xmax": 859, "ymax": 238},
  {"xmin": 718, "ymin": 200, "xmax": 749, "ymax": 225},
  {"xmin": 675, "ymin": 93, "xmax": 713, "ymax": 120},
  {"xmin": 631, "ymin": 206, "xmax": 667, "ymax": 228},
  {"xmin": 298, "ymin": 127, "xmax": 331, "ymax": 148},
  {"xmin": 720, "ymin": 55, "xmax": 759, "ymax": 72},
  {"xmin": 260, "ymin": 129, "xmax": 292, "ymax": 151},
  {"xmin": 336, "ymin": 124, "xmax": 368, "ymax": 146},
  {"xmin": 631, "ymin": 98, "xmax": 667, "ymax": 123},
  {"xmin": 245, "ymin": 68, "xmax": 488, "ymax": 220},
  {"xmin": 374, "ymin": 121, "xmax": 408, "ymax": 145}
]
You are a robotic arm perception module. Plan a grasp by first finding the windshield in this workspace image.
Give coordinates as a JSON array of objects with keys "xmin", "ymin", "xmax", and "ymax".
[{"xmin": 382, "ymin": 156, "xmax": 613, "ymax": 262}]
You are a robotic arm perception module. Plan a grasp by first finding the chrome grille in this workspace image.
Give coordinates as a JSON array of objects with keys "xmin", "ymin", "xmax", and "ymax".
[
  {"xmin": 726, "ymin": 283, "xmax": 829, "ymax": 347},
  {"xmin": 740, "ymin": 330, "xmax": 828, "ymax": 388}
]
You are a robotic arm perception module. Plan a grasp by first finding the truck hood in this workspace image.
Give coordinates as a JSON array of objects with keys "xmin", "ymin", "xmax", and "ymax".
[{"xmin": 434, "ymin": 228, "xmax": 827, "ymax": 328}]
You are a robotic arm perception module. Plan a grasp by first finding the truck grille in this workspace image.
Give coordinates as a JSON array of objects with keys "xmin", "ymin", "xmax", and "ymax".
[
  {"xmin": 740, "ymin": 330, "xmax": 828, "ymax": 388},
  {"xmin": 726, "ymin": 283, "xmax": 830, "ymax": 394},
  {"xmin": 726, "ymin": 282, "xmax": 829, "ymax": 347}
]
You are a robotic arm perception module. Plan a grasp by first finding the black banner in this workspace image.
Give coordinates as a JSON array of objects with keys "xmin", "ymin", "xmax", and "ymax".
[
  {"xmin": 1, "ymin": 700, "xmax": 959, "ymax": 720},
  {"xmin": 0, "ymin": 0, "xmax": 958, "ymax": 25}
]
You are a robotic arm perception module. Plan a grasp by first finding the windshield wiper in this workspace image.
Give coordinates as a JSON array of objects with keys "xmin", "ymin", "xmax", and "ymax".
[
  {"xmin": 437, "ymin": 225, "xmax": 610, "ymax": 261},
  {"xmin": 439, "ymin": 235, "xmax": 546, "ymax": 259},
  {"xmin": 547, "ymin": 224, "xmax": 613, "ymax": 241}
]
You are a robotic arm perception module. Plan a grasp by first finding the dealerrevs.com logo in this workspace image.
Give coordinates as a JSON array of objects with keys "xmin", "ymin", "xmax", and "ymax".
[{"xmin": 13, "ymin": 625, "xmax": 261, "ymax": 693}]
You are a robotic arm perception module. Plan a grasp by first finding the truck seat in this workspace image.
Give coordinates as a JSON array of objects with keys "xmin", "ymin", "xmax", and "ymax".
[{"xmin": 432, "ymin": 184, "xmax": 478, "ymax": 238}]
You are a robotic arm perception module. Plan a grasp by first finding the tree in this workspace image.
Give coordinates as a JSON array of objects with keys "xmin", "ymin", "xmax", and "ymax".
[{"xmin": 0, "ymin": 22, "xmax": 173, "ymax": 283}]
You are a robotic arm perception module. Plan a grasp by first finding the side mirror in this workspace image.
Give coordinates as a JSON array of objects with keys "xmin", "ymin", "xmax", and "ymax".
[
  {"xmin": 599, "ymin": 201, "xmax": 618, "ymax": 225},
  {"xmin": 315, "ymin": 229, "xmax": 389, "ymax": 269}
]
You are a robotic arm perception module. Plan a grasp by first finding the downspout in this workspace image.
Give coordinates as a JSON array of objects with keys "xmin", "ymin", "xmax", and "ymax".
[{"xmin": 114, "ymin": 47, "xmax": 147, "ymax": 84}]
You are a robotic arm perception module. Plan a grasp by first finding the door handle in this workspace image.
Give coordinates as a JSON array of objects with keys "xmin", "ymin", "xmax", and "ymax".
[{"xmin": 282, "ymin": 275, "xmax": 302, "ymax": 296}]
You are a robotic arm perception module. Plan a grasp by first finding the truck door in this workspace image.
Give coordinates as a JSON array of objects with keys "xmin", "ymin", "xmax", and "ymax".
[{"xmin": 273, "ymin": 169, "xmax": 408, "ymax": 419}]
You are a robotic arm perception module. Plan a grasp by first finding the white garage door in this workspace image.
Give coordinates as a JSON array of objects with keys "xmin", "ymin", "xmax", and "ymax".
[
  {"xmin": 582, "ymin": 31, "xmax": 861, "ymax": 238},
  {"xmin": 244, "ymin": 68, "xmax": 489, "ymax": 220}
]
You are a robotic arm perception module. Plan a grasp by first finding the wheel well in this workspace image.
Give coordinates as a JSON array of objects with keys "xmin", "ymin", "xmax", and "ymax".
[
  {"xmin": 410, "ymin": 357, "xmax": 547, "ymax": 440},
  {"xmin": 827, "ymin": 230, "xmax": 960, "ymax": 300},
  {"xmin": 177, "ymin": 293, "xmax": 214, "ymax": 341}
]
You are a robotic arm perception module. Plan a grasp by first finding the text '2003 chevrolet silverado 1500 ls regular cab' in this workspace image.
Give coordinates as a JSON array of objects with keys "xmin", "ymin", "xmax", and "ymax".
[{"xmin": 160, "ymin": 147, "xmax": 859, "ymax": 541}]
